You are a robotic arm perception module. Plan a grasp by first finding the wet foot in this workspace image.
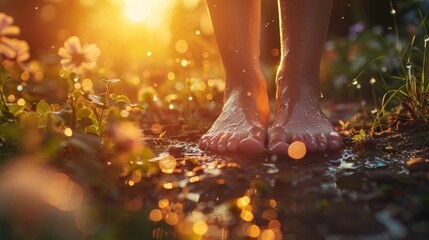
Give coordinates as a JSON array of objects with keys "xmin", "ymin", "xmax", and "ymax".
[
  {"xmin": 268, "ymin": 88, "xmax": 342, "ymax": 155},
  {"xmin": 199, "ymin": 73, "xmax": 269, "ymax": 154}
]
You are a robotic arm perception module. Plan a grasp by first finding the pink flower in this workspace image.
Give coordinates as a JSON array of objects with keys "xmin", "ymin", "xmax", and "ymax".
[
  {"xmin": 58, "ymin": 36, "xmax": 100, "ymax": 74},
  {"xmin": 1, "ymin": 38, "xmax": 30, "ymax": 62}
]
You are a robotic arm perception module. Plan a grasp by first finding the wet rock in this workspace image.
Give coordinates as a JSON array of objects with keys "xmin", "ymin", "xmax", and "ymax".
[
  {"xmin": 168, "ymin": 145, "xmax": 185, "ymax": 157},
  {"xmin": 406, "ymin": 158, "xmax": 429, "ymax": 171}
]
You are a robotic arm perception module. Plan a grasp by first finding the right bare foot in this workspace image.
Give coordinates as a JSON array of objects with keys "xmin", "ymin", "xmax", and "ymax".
[{"xmin": 199, "ymin": 72, "xmax": 269, "ymax": 154}]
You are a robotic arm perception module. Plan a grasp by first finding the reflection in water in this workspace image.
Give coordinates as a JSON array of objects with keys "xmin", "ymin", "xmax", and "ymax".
[
  {"xmin": 0, "ymin": 139, "xmax": 419, "ymax": 239},
  {"xmin": 136, "ymin": 140, "xmax": 409, "ymax": 240}
]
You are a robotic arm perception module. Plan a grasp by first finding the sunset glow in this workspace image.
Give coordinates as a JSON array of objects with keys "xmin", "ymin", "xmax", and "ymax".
[{"xmin": 124, "ymin": 0, "xmax": 174, "ymax": 27}]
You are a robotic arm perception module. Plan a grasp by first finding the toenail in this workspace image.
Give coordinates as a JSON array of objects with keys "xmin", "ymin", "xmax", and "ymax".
[
  {"xmin": 331, "ymin": 140, "xmax": 339, "ymax": 147},
  {"xmin": 329, "ymin": 132, "xmax": 340, "ymax": 137}
]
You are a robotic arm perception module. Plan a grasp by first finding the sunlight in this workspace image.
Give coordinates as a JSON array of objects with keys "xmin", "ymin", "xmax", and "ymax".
[
  {"xmin": 124, "ymin": 0, "xmax": 150, "ymax": 23},
  {"xmin": 124, "ymin": 0, "xmax": 174, "ymax": 27}
]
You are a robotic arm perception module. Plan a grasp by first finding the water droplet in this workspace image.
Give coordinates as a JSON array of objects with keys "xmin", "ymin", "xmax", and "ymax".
[
  {"xmin": 406, "ymin": 62, "xmax": 412, "ymax": 69},
  {"xmin": 356, "ymin": 84, "xmax": 361, "ymax": 89},
  {"xmin": 370, "ymin": 77, "xmax": 376, "ymax": 85},
  {"xmin": 188, "ymin": 96, "xmax": 193, "ymax": 101},
  {"xmin": 74, "ymin": 76, "xmax": 80, "ymax": 82},
  {"xmin": 424, "ymin": 35, "xmax": 429, "ymax": 47},
  {"xmin": 390, "ymin": 9, "xmax": 396, "ymax": 15},
  {"xmin": 35, "ymin": 6, "xmax": 39, "ymax": 10},
  {"xmin": 17, "ymin": 85, "xmax": 23, "ymax": 91},
  {"xmin": 352, "ymin": 79, "xmax": 358, "ymax": 85}
]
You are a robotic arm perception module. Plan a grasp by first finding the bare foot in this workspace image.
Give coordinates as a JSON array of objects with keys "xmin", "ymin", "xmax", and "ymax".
[
  {"xmin": 268, "ymin": 79, "xmax": 342, "ymax": 155},
  {"xmin": 199, "ymin": 73, "xmax": 269, "ymax": 154}
]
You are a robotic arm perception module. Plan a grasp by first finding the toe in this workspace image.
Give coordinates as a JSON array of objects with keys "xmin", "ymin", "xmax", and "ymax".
[
  {"xmin": 327, "ymin": 132, "xmax": 342, "ymax": 151},
  {"xmin": 268, "ymin": 126, "xmax": 286, "ymax": 151},
  {"xmin": 268, "ymin": 142, "xmax": 289, "ymax": 155},
  {"xmin": 227, "ymin": 133, "xmax": 241, "ymax": 152},
  {"xmin": 268, "ymin": 126, "xmax": 286, "ymax": 142},
  {"xmin": 199, "ymin": 135, "xmax": 210, "ymax": 150},
  {"xmin": 303, "ymin": 133, "xmax": 318, "ymax": 152},
  {"xmin": 209, "ymin": 134, "xmax": 223, "ymax": 152},
  {"xmin": 238, "ymin": 128, "xmax": 266, "ymax": 154},
  {"xmin": 217, "ymin": 133, "xmax": 231, "ymax": 153},
  {"xmin": 316, "ymin": 133, "xmax": 328, "ymax": 152},
  {"xmin": 239, "ymin": 137, "xmax": 265, "ymax": 154},
  {"xmin": 291, "ymin": 133, "xmax": 304, "ymax": 142}
]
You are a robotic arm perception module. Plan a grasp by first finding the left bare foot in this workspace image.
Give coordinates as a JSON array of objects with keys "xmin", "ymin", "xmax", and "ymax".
[{"xmin": 268, "ymin": 87, "xmax": 342, "ymax": 155}]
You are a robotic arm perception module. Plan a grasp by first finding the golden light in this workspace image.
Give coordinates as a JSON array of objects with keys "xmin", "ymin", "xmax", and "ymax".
[
  {"xmin": 158, "ymin": 155, "xmax": 177, "ymax": 174},
  {"xmin": 246, "ymin": 224, "xmax": 260, "ymax": 238},
  {"xmin": 149, "ymin": 209, "xmax": 163, "ymax": 222},
  {"xmin": 193, "ymin": 221, "xmax": 208, "ymax": 235},
  {"xmin": 261, "ymin": 229, "xmax": 276, "ymax": 240},
  {"xmin": 240, "ymin": 210, "xmax": 254, "ymax": 222},
  {"xmin": 236, "ymin": 196, "xmax": 250, "ymax": 208},
  {"xmin": 288, "ymin": 141, "xmax": 307, "ymax": 160},
  {"xmin": 17, "ymin": 98, "xmax": 26, "ymax": 106},
  {"xmin": 64, "ymin": 127, "xmax": 73, "ymax": 137},
  {"xmin": 124, "ymin": 0, "xmax": 150, "ymax": 23},
  {"xmin": 165, "ymin": 212, "xmax": 179, "ymax": 225},
  {"xmin": 124, "ymin": 0, "xmax": 175, "ymax": 28}
]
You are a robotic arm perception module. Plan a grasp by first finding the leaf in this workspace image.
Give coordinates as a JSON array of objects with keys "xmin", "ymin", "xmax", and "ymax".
[
  {"xmin": 52, "ymin": 109, "xmax": 72, "ymax": 124},
  {"xmin": 76, "ymin": 107, "xmax": 94, "ymax": 119},
  {"xmin": 112, "ymin": 94, "xmax": 131, "ymax": 104},
  {"xmin": 86, "ymin": 125, "xmax": 100, "ymax": 135},
  {"xmin": 7, "ymin": 104, "xmax": 25, "ymax": 116},
  {"xmin": 37, "ymin": 114, "xmax": 48, "ymax": 128},
  {"xmin": 352, "ymin": 129, "xmax": 367, "ymax": 142},
  {"xmin": 36, "ymin": 100, "xmax": 51, "ymax": 115},
  {"xmin": 85, "ymin": 94, "xmax": 108, "ymax": 109},
  {"xmin": 126, "ymin": 103, "xmax": 145, "ymax": 110},
  {"xmin": 103, "ymin": 79, "xmax": 121, "ymax": 85}
]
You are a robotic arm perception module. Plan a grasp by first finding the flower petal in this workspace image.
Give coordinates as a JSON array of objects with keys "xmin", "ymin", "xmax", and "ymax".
[
  {"xmin": 81, "ymin": 61, "xmax": 96, "ymax": 69},
  {"xmin": 65, "ymin": 36, "xmax": 82, "ymax": 54},
  {"xmin": 1, "ymin": 25, "xmax": 20, "ymax": 36},
  {"xmin": 58, "ymin": 47, "xmax": 71, "ymax": 59},
  {"xmin": 0, "ymin": 42, "xmax": 16, "ymax": 59}
]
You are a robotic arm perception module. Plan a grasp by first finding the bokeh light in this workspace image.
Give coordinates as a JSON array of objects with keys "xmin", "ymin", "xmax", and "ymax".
[{"xmin": 288, "ymin": 141, "xmax": 307, "ymax": 160}]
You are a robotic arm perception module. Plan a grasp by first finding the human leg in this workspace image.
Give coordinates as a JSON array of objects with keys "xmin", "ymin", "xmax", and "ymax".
[
  {"xmin": 199, "ymin": 0, "xmax": 270, "ymax": 154},
  {"xmin": 268, "ymin": 0, "xmax": 342, "ymax": 154}
]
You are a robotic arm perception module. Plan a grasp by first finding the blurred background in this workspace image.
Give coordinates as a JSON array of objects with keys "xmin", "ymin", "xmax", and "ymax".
[
  {"xmin": 0, "ymin": 0, "xmax": 427, "ymax": 113},
  {"xmin": 0, "ymin": 0, "xmax": 406, "ymax": 100}
]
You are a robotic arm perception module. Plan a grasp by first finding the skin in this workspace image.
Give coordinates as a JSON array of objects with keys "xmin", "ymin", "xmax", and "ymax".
[{"xmin": 200, "ymin": 0, "xmax": 342, "ymax": 154}]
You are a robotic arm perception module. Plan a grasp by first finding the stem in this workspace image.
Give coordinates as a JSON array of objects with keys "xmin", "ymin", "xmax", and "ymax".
[
  {"xmin": 98, "ymin": 108, "xmax": 105, "ymax": 131},
  {"xmin": 70, "ymin": 96, "xmax": 76, "ymax": 130},
  {"xmin": 422, "ymin": 42, "xmax": 427, "ymax": 93},
  {"xmin": 390, "ymin": 0, "xmax": 401, "ymax": 51},
  {"xmin": 0, "ymin": 85, "xmax": 10, "ymax": 113}
]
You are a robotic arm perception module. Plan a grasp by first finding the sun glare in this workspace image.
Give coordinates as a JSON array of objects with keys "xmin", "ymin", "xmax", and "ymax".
[
  {"xmin": 124, "ymin": 0, "xmax": 150, "ymax": 23},
  {"xmin": 124, "ymin": 0, "xmax": 174, "ymax": 27}
]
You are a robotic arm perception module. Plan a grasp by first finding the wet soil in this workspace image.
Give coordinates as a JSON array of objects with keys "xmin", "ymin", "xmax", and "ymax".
[
  {"xmin": 129, "ymin": 124, "xmax": 429, "ymax": 240},
  {"xmin": 1, "ymin": 117, "xmax": 429, "ymax": 240}
]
